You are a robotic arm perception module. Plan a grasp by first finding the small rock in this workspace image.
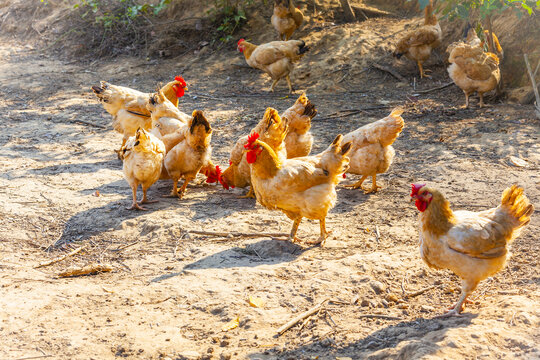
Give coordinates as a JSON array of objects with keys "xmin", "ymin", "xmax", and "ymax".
[
  {"xmin": 420, "ymin": 305, "xmax": 435, "ymax": 312},
  {"xmin": 361, "ymin": 299, "xmax": 371, "ymax": 307},
  {"xmin": 386, "ymin": 293, "xmax": 399, "ymax": 302},
  {"xmin": 220, "ymin": 340, "xmax": 229, "ymax": 347},
  {"xmin": 398, "ymin": 304, "xmax": 409, "ymax": 309},
  {"xmin": 207, "ymin": 347, "xmax": 214, "ymax": 353},
  {"xmin": 178, "ymin": 351, "xmax": 200, "ymax": 360},
  {"xmin": 370, "ymin": 281, "xmax": 386, "ymax": 294},
  {"xmin": 220, "ymin": 352, "xmax": 232, "ymax": 360},
  {"xmin": 381, "ymin": 299, "xmax": 389, "ymax": 308}
]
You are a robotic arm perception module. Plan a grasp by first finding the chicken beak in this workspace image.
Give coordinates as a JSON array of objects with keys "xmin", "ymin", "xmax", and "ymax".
[{"xmin": 184, "ymin": 85, "xmax": 189, "ymax": 92}]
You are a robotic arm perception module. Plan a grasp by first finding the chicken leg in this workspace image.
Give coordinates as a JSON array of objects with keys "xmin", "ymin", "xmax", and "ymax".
[
  {"xmin": 478, "ymin": 92, "xmax": 488, "ymax": 108},
  {"xmin": 364, "ymin": 174, "xmax": 382, "ymax": 194},
  {"xmin": 286, "ymin": 75, "xmax": 294, "ymax": 94},
  {"xmin": 140, "ymin": 187, "xmax": 158, "ymax": 205},
  {"xmin": 344, "ymin": 174, "xmax": 368, "ymax": 190},
  {"xmin": 176, "ymin": 176, "xmax": 194, "ymax": 200},
  {"xmin": 435, "ymin": 280, "xmax": 478, "ymax": 318},
  {"xmin": 270, "ymin": 79, "xmax": 280, "ymax": 92},
  {"xmin": 417, "ymin": 61, "xmax": 431, "ymax": 79},
  {"xmin": 462, "ymin": 91, "xmax": 471, "ymax": 109},
  {"xmin": 127, "ymin": 182, "xmax": 147, "ymax": 211},
  {"xmin": 240, "ymin": 186, "xmax": 256, "ymax": 199},
  {"xmin": 288, "ymin": 217, "xmax": 302, "ymax": 243}
]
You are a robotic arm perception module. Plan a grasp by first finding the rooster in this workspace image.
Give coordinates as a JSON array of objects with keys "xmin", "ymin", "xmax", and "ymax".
[
  {"xmin": 120, "ymin": 128, "xmax": 166, "ymax": 210},
  {"xmin": 237, "ymin": 38, "xmax": 309, "ymax": 93},
  {"xmin": 411, "ymin": 184, "xmax": 534, "ymax": 317},
  {"xmin": 92, "ymin": 76, "xmax": 187, "ymax": 153},
  {"xmin": 282, "ymin": 92, "xmax": 317, "ymax": 158},
  {"xmin": 271, "ymin": 0, "xmax": 304, "ymax": 41},
  {"xmin": 342, "ymin": 109, "xmax": 405, "ymax": 193},
  {"xmin": 393, "ymin": 0, "xmax": 441, "ymax": 79},
  {"xmin": 245, "ymin": 133, "xmax": 351, "ymax": 246}
]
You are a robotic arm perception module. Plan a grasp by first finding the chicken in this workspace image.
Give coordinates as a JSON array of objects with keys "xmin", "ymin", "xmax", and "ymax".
[
  {"xmin": 447, "ymin": 29, "xmax": 501, "ymax": 108},
  {"xmin": 282, "ymin": 92, "xmax": 317, "ymax": 158},
  {"xmin": 271, "ymin": 0, "xmax": 304, "ymax": 41},
  {"xmin": 146, "ymin": 91, "xmax": 222, "ymax": 186},
  {"xmin": 162, "ymin": 110, "xmax": 213, "ymax": 199},
  {"xmin": 410, "ymin": 184, "xmax": 534, "ymax": 317},
  {"xmin": 92, "ymin": 76, "xmax": 187, "ymax": 152},
  {"xmin": 237, "ymin": 38, "xmax": 309, "ymax": 93},
  {"xmin": 120, "ymin": 128, "xmax": 166, "ymax": 210},
  {"xmin": 342, "ymin": 109, "xmax": 405, "ymax": 193},
  {"xmin": 481, "ymin": 29, "xmax": 504, "ymax": 59},
  {"xmin": 246, "ymin": 132, "xmax": 351, "ymax": 246},
  {"xmin": 393, "ymin": 0, "xmax": 442, "ymax": 79},
  {"xmin": 221, "ymin": 107, "xmax": 289, "ymax": 197}
]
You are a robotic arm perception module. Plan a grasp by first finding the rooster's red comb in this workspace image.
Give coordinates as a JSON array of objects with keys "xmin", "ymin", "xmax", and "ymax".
[
  {"xmin": 238, "ymin": 38, "xmax": 245, "ymax": 46},
  {"xmin": 244, "ymin": 132, "xmax": 260, "ymax": 149},
  {"xmin": 411, "ymin": 183, "xmax": 426, "ymax": 197},
  {"xmin": 175, "ymin": 76, "xmax": 186, "ymax": 87}
]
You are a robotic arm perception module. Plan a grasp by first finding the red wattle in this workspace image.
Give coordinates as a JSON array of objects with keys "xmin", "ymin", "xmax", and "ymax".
[
  {"xmin": 246, "ymin": 150, "xmax": 257, "ymax": 164},
  {"xmin": 415, "ymin": 199, "xmax": 428, "ymax": 212}
]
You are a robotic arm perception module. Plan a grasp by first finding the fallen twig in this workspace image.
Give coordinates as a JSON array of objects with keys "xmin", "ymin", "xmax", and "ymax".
[
  {"xmin": 34, "ymin": 245, "xmax": 87, "ymax": 268},
  {"xmin": 524, "ymin": 54, "xmax": 540, "ymax": 119},
  {"xmin": 404, "ymin": 284, "xmax": 437, "ymax": 299},
  {"xmin": 277, "ymin": 298, "xmax": 329, "ymax": 336},
  {"xmin": 188, "ymin": 230, "xmax": 289, "ymax": 239},
  {"xmin": 68, "ymin": 119, "xmax": 107, "ymax": 129},
  {"xmin": 58, "ymin": 263, "xmax": 113, "ymax": 278},
  {"xmin": 372, "ymin": 63, "xmax": 409, "ymax": 84},
  {"xmin": 8, "ymin": 355, "xmax": 53, "ymax": 360},
  {"xmin": 414, "ymin": 81, "xmax": 454, "ymax": 94},
  {"xmin": 375, "ymin": 225, "xmax": 380, "ymax": 243},
  {"xmin": 358, "ymin": 314, "xmax": 402, "ymax": 320}
]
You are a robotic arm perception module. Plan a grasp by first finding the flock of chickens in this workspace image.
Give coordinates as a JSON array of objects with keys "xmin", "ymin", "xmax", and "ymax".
[{"xmin": 90, "ymin": 0, "xmax": 534, "ymax": 317}]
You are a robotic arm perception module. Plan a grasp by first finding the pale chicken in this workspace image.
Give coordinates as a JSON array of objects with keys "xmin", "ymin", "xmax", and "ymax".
[
  {"xmin": 271, "ymin": 0, "xmax": 304, "ymax": 41},
  {"xmin": 411, "ymin": 184, "xmax": 534, "ymax": 317},
  {"xmin": 342, "ymin": 109, "xmax": 405, "ymax": 193},
  {"xmin": 282, "ymin": 92, "xmax": 317, "ymax": 158},
  {"xmin": 120, "ymin": 128, "xmax": 166, "ymax": 210},
  {"xmin": 92, "ymin": 76, "xmax": 187, "ymax": 152},
  {"xmin": 162, "ymin": 111, "xmax": 213, "ymax": 199}
]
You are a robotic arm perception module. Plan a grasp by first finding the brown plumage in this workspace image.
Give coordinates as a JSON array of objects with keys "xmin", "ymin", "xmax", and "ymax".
[
  {"xmin": 393, "ymin": 0, "xmax": 442, "ymax": 79},
  {"xmin": 271, "ymin": 0, "xmax": 304, "ymax": 41},
  {"xmin": 237, "ymin": 39, "xmax": 309, "ymax": 93}
]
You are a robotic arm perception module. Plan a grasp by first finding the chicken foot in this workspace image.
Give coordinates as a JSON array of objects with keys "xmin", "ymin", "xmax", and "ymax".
[
  {"xmin": 140, "ymin": 187, "xmax": 158, "ymax": 205},
  {"xmin": 364, "ymin": 174, "xmax": 382, "ymax": 194},
  {"xmin": 127, "ymin": 183, "xmax": 147, "ymax": 211},
  {"xmin": 417, "ymin": 61, "xmax": 431, "ymax": 79},
  {"xmin": 288, "ymin": 217, "xmax": 303, "ymax": 243},
  {"xmin": 270, "ymin": 79, "xmax": 280, "ymax": 92},
  {"xmin": 176, "ymin": 176, "xmax": 194, "ymax": 200},
  {"xmin": 305, "ymin": 219, "xmax": 331, "ymax": 246},
  {"xmin": 344, "ymin": 175, "xmax": 368, "ymax": 190},
  {"xmin": 435, "ymin": 281, "xmax": 477, "ymax": 318},
  {"xmin": 286, "ymin": 75, "xmax": 294, "ymax": 94},
  {"xmin": 240, "ymin": 186, "xmax": 256, "ymax": 199}
]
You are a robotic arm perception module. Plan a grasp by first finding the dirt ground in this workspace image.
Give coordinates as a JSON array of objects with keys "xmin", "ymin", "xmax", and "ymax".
[{"xmin": 1, "ymin": 2, "xmax": 540, "ymax": 359}]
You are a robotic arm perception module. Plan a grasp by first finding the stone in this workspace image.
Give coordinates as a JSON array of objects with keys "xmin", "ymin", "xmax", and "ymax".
[{"xmin": 370, "ymin": 281, "xmax": 386, "ymax": 294}]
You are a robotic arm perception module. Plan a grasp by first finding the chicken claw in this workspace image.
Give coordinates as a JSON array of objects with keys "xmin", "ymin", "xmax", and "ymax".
[{"xmin": 126, "ymin": 203, "xmax": 148, "ymax": 211}]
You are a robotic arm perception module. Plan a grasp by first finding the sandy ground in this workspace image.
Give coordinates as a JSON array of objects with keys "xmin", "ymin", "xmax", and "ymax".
[{"xmin": 1, "ymin": 10, "xmax": 540, "ymax": 360}]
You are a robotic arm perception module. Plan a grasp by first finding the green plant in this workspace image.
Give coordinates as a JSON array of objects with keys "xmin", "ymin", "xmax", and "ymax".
[
  {"xmin": 74, "ymin": 0, "xmax": 171, "ymax": 29},
  {"xmin": 430, "ymin": 0, "xmax": 538, "ymax": 20},
  {"xmin": 209, "ymin": 0, "xmax": 253, "ymax": 43}
]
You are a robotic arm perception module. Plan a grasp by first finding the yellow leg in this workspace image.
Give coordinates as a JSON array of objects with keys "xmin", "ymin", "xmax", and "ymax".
[
  {"xmin": 127, "ymin": 183, "xmax": 146, "ymax": 210},
  {"xmin": 364, "ymin": 174, "xmax": 382, "ymax": 194},
  {"xmin": 177, "ymin": 176, "xmax": 193, "ymax": 199},
  {"xmin": 435, "ymin": 281, "xmax": 478, "ymax": 318},
  {"xmin": 344, "ymin": 174, "xmax": 368, "ymax": 190},
  {"xmin": 286, "ymin": 75, "xmax": 294, "ymax": 94},
  {"xmin": 478, "ymin": 92, "xmax": 488, "ymax": 108},
  {"xmin": 140, "ymin": 187, "xmax": 158, "ymax": 204},
  {"xmin": 270, "ymin": 79, "xmax": 279, "ymax": 92},
  {"xmin": 462, "ymin": 91, "xmax": 470, "ymax": 109},
  {"xmin": 288, "ymin": 218, "xmax": 302, "ymax": 243},
  {"xmin": 418, "ymin": 61, "xmax": 431, "ymax": 79},
  {"xmin": 240, "ymin": 186, "xmax": 255, "ymax": 199}
]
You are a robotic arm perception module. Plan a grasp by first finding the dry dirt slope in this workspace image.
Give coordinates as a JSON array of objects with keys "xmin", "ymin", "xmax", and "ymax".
[{"xmin": 1, "ymin": 9, "xmax": 540, "ymax": 360}]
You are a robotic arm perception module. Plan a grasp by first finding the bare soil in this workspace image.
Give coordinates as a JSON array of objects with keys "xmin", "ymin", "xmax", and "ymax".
[{"xmin": 1, "ymin": 2, "xmax": 539, "ymax": 360}]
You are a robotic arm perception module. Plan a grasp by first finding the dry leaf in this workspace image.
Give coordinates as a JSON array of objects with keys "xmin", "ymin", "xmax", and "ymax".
[
  {"xmin": 93, "ymin": 190, "xmax": 100, "ymax": 197},
  {"xmin": 249, "ymin": 296, "xmax": 264, "ymax": 308},
  {"xmin": 222, "ymin": 316, "xmax": 239, "ymax": 332},
  {"xmin": 509, "ymin": 156, "xmax": 527, "ymax": 167}
]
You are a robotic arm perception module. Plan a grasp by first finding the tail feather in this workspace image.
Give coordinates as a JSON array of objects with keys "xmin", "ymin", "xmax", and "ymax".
[
  {"xmin": 372, "ymin": 108, "xmax": 405, "ymax": 147},
  {"xmin": 501, "ymin": 185, "xmax": 534, "ymax": 228},
  {"xmin": 298, "ymin": 40, "xmax": 309, "ymax": 55},
  {"xmin": 190, "ymin": 110, "xmax": 211, "ymax": 133},
  {"xmin": 302, "ymin": 101, "xmax": 317, "ymax": 119}
]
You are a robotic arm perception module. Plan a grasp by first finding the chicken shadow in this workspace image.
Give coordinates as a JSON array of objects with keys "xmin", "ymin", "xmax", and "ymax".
[
  {"xmin": 247, "ymin": 314, "xmax": 478, "ymax": 359},
  {"xmin": 149, "ymin": 239, "xmax": 305, "ymax": 283},
  {"xmin": 28, "ymin": 159, "xmax": 119, "ymax": 177}
]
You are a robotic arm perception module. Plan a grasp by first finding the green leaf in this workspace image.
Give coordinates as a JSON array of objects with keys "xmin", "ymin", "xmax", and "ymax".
[{"xmin": 521, "ymin": 2, "xmax": 533, "ymax": 13}]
